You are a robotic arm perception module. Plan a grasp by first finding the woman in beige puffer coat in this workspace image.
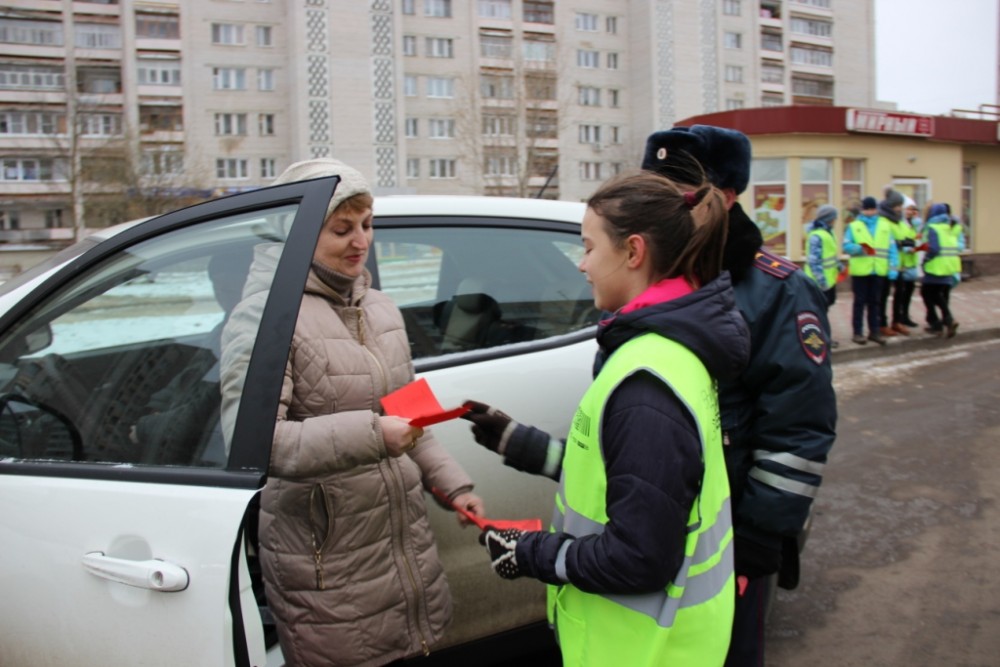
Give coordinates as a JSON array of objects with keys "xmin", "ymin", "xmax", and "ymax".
[{"xmin": 221, "ymin": 159, "xmax": 484, "ymax": 667}]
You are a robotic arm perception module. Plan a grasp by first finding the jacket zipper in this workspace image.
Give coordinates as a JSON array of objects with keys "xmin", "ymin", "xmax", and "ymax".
[
  {"xmin": 308, "ymin": 483, "xmax": 333, "ymax": 590},
  {"xmin": 386, "ymin": 458, "xmax": 430, "ymax": 655}
]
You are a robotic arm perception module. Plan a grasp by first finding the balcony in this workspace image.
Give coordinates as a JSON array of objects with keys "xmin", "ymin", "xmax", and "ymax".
[{"xmin": 0, "ymin": 227, "xmax": 75, "ymax": 244}]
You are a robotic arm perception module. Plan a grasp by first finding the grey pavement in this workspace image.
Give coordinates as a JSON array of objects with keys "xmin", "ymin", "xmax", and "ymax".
[{"xmin": 829, "ymin": 272, "xmax": 1000, "ymax": 362}]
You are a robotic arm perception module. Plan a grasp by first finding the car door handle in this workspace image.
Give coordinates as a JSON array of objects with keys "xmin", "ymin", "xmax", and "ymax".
[{"xmin": 82, "ymin": 552, "xmax": 190, "ymax": 592}]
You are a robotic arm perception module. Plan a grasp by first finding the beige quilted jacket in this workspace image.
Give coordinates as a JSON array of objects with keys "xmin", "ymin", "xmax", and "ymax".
[{"xmin": 221, "ymin": 243, "xmax": 474, "ymax": 667}]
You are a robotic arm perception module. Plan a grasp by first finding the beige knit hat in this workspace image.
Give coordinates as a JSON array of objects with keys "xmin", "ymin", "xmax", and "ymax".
[{"xmin": 272, "ymin": 158, "xmax": 371, "ymax": 221}]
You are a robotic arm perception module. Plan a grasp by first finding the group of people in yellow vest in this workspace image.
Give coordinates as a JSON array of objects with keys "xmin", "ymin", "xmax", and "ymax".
[{"xmin": 805, "ymin": 188, "xmax": 964, "ymax": 345}]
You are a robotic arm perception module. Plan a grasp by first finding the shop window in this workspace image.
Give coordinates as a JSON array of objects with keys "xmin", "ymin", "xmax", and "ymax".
[
  {"xmin": 800, "ymin": 158, "xmax": 831, "ymax": 235},
  {"xmin": 749, "ymin": 158, "xmax": 788, "ymax": 255},
  {"xmin": 841, "ymin": 158, "xmax": 864, "ymax": 220}
]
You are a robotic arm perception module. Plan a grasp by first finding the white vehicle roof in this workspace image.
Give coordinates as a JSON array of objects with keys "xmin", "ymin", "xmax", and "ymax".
[{"xmin": 373, "ymin": 194, "xmax": 586, "ymax": 224}]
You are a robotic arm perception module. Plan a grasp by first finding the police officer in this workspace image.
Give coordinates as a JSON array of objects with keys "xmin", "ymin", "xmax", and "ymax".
[{"xmin": 640, "ymin": 125, "xmax": 837, "ymax": 667}]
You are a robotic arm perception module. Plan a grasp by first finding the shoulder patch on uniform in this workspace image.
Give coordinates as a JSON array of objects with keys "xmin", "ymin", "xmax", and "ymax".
[
  {"xmin": 797, "ymin": 311, "xmax": 828, "ymax": 365},
  {"xmin": 753, "ymin": 250, "xmax": 800, "ymax": 280}
]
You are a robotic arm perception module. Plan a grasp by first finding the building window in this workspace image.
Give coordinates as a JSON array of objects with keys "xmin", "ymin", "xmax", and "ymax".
[
  {"xmin": 426, "ymin": 37, "xmax": 454, "ymax": 58},
  {"xmin": 961, "ymin": 164, "xmax": 974, "ymax": 247},
  {"xmin": 258, "ymin": 113, "xmax": 275, "ymax": 136},
  {"xmin": 484, "ymin": 151, "xmax": 517, "ymax": 177},
  {"xmin": 723, "ymin": 0, "xmax": 741, "ymax": 16},
  {"xmin": 216, "ymin": 158, "xmax": 249, "ymax": 179},
  {"xmin": 404, "ymin": 75, "xmax": 417, "ymax": 97},
  {"xmin": 213, "ymin": 67, "xmax": 246, "ymax": 90},
  {"xmin": 609, "ymin": 89, "xmax": 621, "ymax": 107},
  {"xmin": 403, "ymin": 35, "xmax": 417, "ymax": 56},
  {"xmin": 523, "ymin": 1, "xmax": 554, "ymax": 24},
  {"xmin": 406, "ymin": 158, "xmax": 420, "ymax": 179},
  {"xmin": 258, "ymin": 68, "xmax": 275, "ymax": 91},
  {"xmin": 578, "ymin": 86, "xmax": 601, "ymax": 106},
  {"xmin": 0, "ymin": 19, "xmax": 65, "ymax": 46},
  {"xmin": 579, "ymin": 161, "xmax": 603, "ymax": 181},
  {"xmin": 750, "ymin": 158, "xmax": 788, "ymax": 254},
  {"xmin": 44, "ymin": 209, "xmax": 63, "ymax": 229},
  {"xmin": 429, "ymin": 158, "xmax": 456, "ymax": 179},
  {"xmin": 523, "ymin": 36, "xmax": 555, "ymax": 63},
  {"xmin": 793, "ymin": 0, "xmax": 831, "ymax": 7},
  {"xmin": 215, "ymin": 113, "xmax": 247, "ymax": 136},
  {"xmin": 478, "ymin": 0, "xmax": 512, "ymax": 19},
  {"xmin": 577, "ymin": 50, "xmax": 599, "ymax": 69},
  {"xmin": 480, "ymin": 31, "xmax": 513, "ymax": 58},
  {"xmin": 428, "ymin": 118, "xmax": 455, "ymax": 139},
  {"xmin": 0, "ymin": 210, "xmax": 21, "ymax": 230},
  {"xmin": 141, "ymin": 150, "xmax": 183, "ymax": 175},
  {"xmin": 791, "ymin": 45, "xmax": 833, "ymax": 67},
  {"xmin": 762, "ymin": 64, "xmax": 784, "ymax": 84},
  {"xmin": 211, "ymin": 23, "xmax": 245, "ymax": 46},
  {"xmin": 579, "ymin": 124, "xmax": 602, "ymax": 145},
  {"xmin": 0, "ymin": 111, "xmax": 62, "ymax": 135},
  {"xmin": 426, "ymin": 77, "xmax": 454, "ymax": 98},
  {"xmin": 790, "ymin": 18, "xmax": 832, "ymax": 38},
  {"xmin": 256, "ymin": 25, "xmax": 273, "ymax": 47},
  {"xmin": 725, "ymin": 65, "xmax": 743, "ymax": 83},
  {"xmin": 725, "ymin": 98, "xmax": 745, "ymax": 110},
  {"xmin": 136, "ymin": 13, "xmax": 179, "ymax": 39},
  {"xmin": 80, "ymin": 113, "xmax": 122, "ymax": 136},
  {"xmin": 526, "ymin": 110, "xmax": 557, "ymax": 138},
  {"xmin": 140, "ymin": 106, "xmax": 183, "ymax": 133},
  {"xmin": 0, "ymin": 64, "xmax": 64, "ymax": 90},
  {"xmin": 526, "ymin": 73, "xmax": 556, "ymax": 100},
  {"xmin": 761, "ymin": 93, "xmax": 784, "ymax": 107},
  {"xmin": 724, "ymin": 32, "xmax": 742, "ymax": 49},
  {"xmin": 75, "ymin": 23, "xmax": 121, "ymax": 49},
  {"xmin": 260, "ymin": 158, "xmax": 276, "ymax": 179},
  {"xmin": 762, "ymin": 31, "xmax": 783, "ymax": 52},
  {"xmin": 792, "ymin": 75, "xmax": 834, "ymax": 99},
  {"xmin": 606, "ymin": 16, "xmax": 618, "ymax": 34},
  {"xmin": 610, "ymin": 126, "xmax": 622, "ymax": 144},
  {"xmin": 480, "ymin": 73, "xmax": 514, "ymax": 99},
  {"xmin": 405, "ymin": 117, "xmax": 418, "ymax": 138},
  {"xmin": 425, "ymin": 0, "xmax": 452, "ymax": 18},
  {"xmin": 800, "ymin": 158, "xmax": 831, "ymax": 228},
  {"xmin": 607, "ymin": 53, "xmax": 619, "ymax": 69},
  {"xmin": 1, "ymin": 158, "xmax": 62, "ymax": 182},
  {"xmin": 401, "ymin": 0, "xmax": 415, "ymax": 16},
  {"xmin": 482, "ymin": 113, "xmax": 515, "ymax": 136},
  {"xmin": 575, "ymin": 13, "xmax": 599, "ymax": 31},
  {"xmin": 138, "ymin": 59, "xmax": 181, "ymax": 86},
  {"xmin": 841, "ymin": 158, "xmax": 864, "ymax": 217}
]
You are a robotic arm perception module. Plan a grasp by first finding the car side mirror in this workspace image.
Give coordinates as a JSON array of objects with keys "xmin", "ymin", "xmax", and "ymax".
[{"xmin": 23, "ymin": 325, "xmax": 53, "ymax": 355}]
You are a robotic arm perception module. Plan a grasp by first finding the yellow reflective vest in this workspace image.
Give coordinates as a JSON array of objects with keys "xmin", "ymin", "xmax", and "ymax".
[{"xmin": 848, "ymin": 217, "xmax": 893, "ymax": 276}]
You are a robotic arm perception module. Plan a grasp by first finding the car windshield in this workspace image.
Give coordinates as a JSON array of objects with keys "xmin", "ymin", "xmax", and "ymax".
[{"xmin": 0, "ymin": 238, "xmax": 99, "ymax": 298}]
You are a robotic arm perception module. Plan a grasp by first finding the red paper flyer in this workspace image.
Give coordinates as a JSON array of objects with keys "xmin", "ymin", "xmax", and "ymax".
[
  {"xmin": 431, "ymin": 487, "xmax": 543, "ymax": 532},
  {"xmin": 380, "ymin": 378, "xmax": 471, "ymax": 427}
]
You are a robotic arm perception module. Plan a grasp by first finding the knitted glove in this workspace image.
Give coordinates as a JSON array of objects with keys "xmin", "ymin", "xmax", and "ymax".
[
  {"xmin": 462, "ymin": 401, "xmax": 520, "ymax": 455},
  {"xmin": 734, "ymin": 534, "xmax": 783, "ymax": 580},
  {"xmin": 479, "ymin": 527, "xmax": 524, "ymax": 580}
]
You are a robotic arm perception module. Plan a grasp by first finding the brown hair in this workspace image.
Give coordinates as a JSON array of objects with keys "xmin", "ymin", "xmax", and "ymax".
[
  {"xmin": 586, "ymin": 170, "xmax": 729, "ymax": 287},
  {"xmin": 334, "ymin": 192, "xmax": 374, "ymax": 215}
]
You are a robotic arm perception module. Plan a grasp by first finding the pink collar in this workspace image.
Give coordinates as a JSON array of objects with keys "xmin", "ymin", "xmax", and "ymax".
[{"xmin": 619, "ymin": 276, "xmax": 695, "ymax": 315}]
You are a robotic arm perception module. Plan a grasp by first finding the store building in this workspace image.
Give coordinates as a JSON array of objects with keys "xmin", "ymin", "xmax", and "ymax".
[{"xmin": 678, "ymin": 106, "xmax": 1000, "ymax": 274}]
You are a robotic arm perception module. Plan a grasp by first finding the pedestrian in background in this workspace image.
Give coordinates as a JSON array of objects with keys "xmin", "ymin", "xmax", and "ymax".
[
  {"xmin": 844, "ymin": 196, "xmax": 899, "ymax": 345},
  {"xmin": 920, "ymin": 202, "xmax": 962, "ymax": 338},
  {"xmin": 892, "ymin": 198, "xmax": 922, "ymax": 331},
  {"xmin": 876, "ymin": 188, "xmax": 906, "ymax": 338},
  {"xmin": 462, "ymin": 169, "xmax": 749, "ymax": 666},
  {"xmin": 804, "ymin": 203, "xmax": 843, "ymax": 347}
]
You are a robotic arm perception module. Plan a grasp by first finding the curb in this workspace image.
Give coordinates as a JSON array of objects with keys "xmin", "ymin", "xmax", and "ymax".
[{"xmin": 831, "ymin": 327, "xmax": 1000, "ymax": 364}]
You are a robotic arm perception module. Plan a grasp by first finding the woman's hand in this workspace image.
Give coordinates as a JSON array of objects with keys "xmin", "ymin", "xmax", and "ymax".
[
  {"xmin": 379, "ymin": 415, "xmax": 424, "ymax": 458},
  {"xmin": 451, "ymin": 491, "xmax": 485, "ymax": 527}
]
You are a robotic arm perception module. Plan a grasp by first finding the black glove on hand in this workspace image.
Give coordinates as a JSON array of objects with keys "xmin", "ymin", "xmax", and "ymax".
[
  {"xmin": 479, "ymin": 527, "xmax": 524, "ymax": 580},
  {"xmin": 734, "ymin": 534, "xmax": 783, "ymax": 580},
  {"xmin": 462, "ymin": 401, "xmax": 519, "ymax": 455}
]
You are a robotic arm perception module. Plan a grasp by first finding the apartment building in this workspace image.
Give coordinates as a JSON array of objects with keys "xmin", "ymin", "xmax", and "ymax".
[{"xmin": 0, "ymin": 0, "xmax": 875, "ymax": 252}]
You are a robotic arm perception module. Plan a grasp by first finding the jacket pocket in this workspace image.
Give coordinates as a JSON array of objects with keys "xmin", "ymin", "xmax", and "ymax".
[{"xmin": 308, "ymin": 483, "xmax": 335, "ymax": 590}]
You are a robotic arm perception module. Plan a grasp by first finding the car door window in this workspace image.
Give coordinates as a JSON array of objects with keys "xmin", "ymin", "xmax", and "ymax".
[
  {"xmin": 374, "ymin": 224, "xmax": 599, "ymax": 360},
  {"xmin": 0, "ymin": 205, "xmax": 295, "ymax": 468}
]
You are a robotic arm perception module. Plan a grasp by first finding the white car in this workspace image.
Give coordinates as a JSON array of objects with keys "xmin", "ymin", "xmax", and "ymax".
[{"xmin": 0, "ymin": 177, "xmax": 599, "ymax": 666}]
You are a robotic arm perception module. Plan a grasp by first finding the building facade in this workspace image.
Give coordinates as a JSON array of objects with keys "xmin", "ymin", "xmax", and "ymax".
[{"xmin": 1, "ymin": 0, "xmax": 876, "ymax": 265}]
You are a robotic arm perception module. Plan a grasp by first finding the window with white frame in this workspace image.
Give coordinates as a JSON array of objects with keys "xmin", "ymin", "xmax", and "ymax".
[
  {"xmin": 482, "ymin": 113, "xmax": 515, "ymax": 136},
  {"xmin": 79, "ymin": 113, "xmax": 122, "ymax": 136},
  {"xmin": 577, "ymin": 49, "xmax": 599, "ymax": 68},
  {"xmin": 762, "ymin": 63, "xmax": 784, "ymax": 83},
  {"xmin": 523, "ymin": 37, "xmax": 555, "ymax": 62},
  {"xmin": 429, "ymin": 158, "xmax": 456, "ymax": 179},
  {"xmin": 215, "ymin": 113, "xmax": 248, "ymax": 136},
  {"xmin": 403, "ymin": 35, "xmax": 417, "ymax": 56},
  {"xmin": 480, "ymin": 31, "xmax": 513, "ymax": 58},
  {"xmin": 404, "ymin": 75, "xmax": 417, "ymax": 97},
  {"xmin": 478, "ymin": 0, "xmax": 512, "ymax": 19},
  {"xmin": 75, "ymin": 23, "xmax": 121, "ymax": 49},
  {"xmin": 135, "ymin": 13, "xmax": 179, "ymax": 39},
  {"xmin": 579, "ymin": 124, "xmax": 601, "ymax": 144},
  {"xmin": 211, "ymin": 23, "xmax": 245, "ymax": 45},
  {"xmin": 427, "ymin": 76, "xmax": 454, "ymax": 98},
  {"xmin": 0, "ymin": 210, "xmax": 20, "ymax": 230},
  {"xmin": 0, "ymin": 64, "xmax": 64, "ymax": 90},
  {"xmin": 425, "ymin": 0, "xmax": 452, "ymax": 18},
  {"xmin": 426, "ymin": 37, "xmax": 454, "ymax": 58},
  {"xmin": 791, "ymin": 44, "xmax": 833, "ymax": 67},
  {"xmin": 0, "ymin": 19, "xmax": 64, "ymax": 46},
  {"xmin": 725, "ymin": 98, "xmax": 745, "ymax": 110},
  {"xmin": 606, "ymin": 16, "xmax": 618, "ymax": 34},
  {"xmin": 484, "ymin": 151, "xmax": 517, "ymax": 176},
  {"xmin": 761, "ymin": 93, "xmax": 784, "ymax": 107},
  {"xmin": 259, "ymin": 113, "xmax": 275, "ymax": 135},
  {"xmin": 610, "ymin": 125, "xmax": 622, "ymax": 144},
  {"xmin": 405, "ymin": 117, "xmax": 418, "ymax": 138},
  {"xmin": 260, "ymin": 158, "xmax": 276, "ymax": 178},
  {"xmin": 480, "ymin": 73, "xmax": 514, "ymax": 99},
  {"xmin": 137, "ymin": 58, "xmax": 181, "ymax": 86},
  {"xmin": 44, "ymin": 209, "xmax": 63, "ymax": 228},
  {"xmin": 406, "ymin": 158, "xmax": 420, "ymax": 179},
  {"xmin": 793, "ymin": 0, "xmax": 831, "ymax": 7},
  {"xmin": 526, "ymin": 109, "xmax": 557, "ymax": 138},
  {"xmin": 575, "ymin": 13, "xmax": 598, "ymax": 31},
  {"xmin": 402, "ymin": 0, "xmax": 415, "ymax": 16},
  {"xmin": 579, "ymin": 161, "xmax": 602, "ymax": 181},
  {"xmin": 1, "ymin": 158, "xmax": 63, "ymax": 182},
  {"xmin": 607, "ymin": 52, "xmax": 619, "ymax": 69},
  {"xmin": 256, "ymin": 25, "xmax": 273, "ymax": 47},
  {"xmin": 140, "ymin": 106, "xmax": 182, "ymax": 132},
  {"xmin": 790, "ymin": 18, "xmax": 832, "ymax": 38},
  {"xmin": 725, "ymin": 65, "xmax": 743, "ymax": 83},
  {"xmin": 258, "ymin": 68, "xmax": 275, "ymax": 91},
  {"xmin": 579, "ymin": 86, "xmax": 601, "ymax": 106},
  {"xmin": 609, "ymin": 89, "xmax": 620, "ymax": 107},
  {"xmin": 428, "ymin": 118, "xmax": 455, "ymax": 138},
  {"xmin": 724, "ymin": 32, "xmax": 742, "ymax": 49},
  {"xmin": 216, "ymin": 158, "xmax": 249, "ymax": 179},
  {"xmin": 0, "ymin": 110, "xmax": 62, "ymax": 135},
  {"xmin": 141, "ymin": 149, "xmax": 183, "ymax": 175},
  {"xmin": 213, "ymin": 67, "xmax": 246, "ymax": 90},
  {"xmin": 526, "ymin": 73, "xmax": 556, "ymax": 100},
  {"xmin": 723, "ymin": 0, "xmax": 741, "ymax": 16}
]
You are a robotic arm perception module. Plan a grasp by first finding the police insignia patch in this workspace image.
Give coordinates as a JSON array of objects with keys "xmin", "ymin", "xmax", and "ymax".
[{"xmin": 797, "ymin": 311, "xmax": 828, "ymax": 365}]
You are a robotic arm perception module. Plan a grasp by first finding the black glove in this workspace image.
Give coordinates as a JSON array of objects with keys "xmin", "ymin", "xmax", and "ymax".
[
  {"xmin": 479, "ymin": 527, "xmax": 524, "ymax": 579},
  {"xmin": 462, "ymin": 401, "xmax": 519, "ymax": 454},
  {"xmin": 734, "ymin": 534, "xmax": 783, "ymax": 580}
]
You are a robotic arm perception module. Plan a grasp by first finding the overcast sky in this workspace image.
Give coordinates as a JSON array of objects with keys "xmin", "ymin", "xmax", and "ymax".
[{"xmin": 875, "ymin": 0, "xmax": 998, "ymax": 115}]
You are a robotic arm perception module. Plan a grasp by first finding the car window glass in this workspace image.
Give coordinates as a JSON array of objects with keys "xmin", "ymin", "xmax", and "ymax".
[
  {"xmin": 0, "ymin": 205, "xmax": 295, "ymax": 468},
  {"xmin": 374, "ymin": 225, "xmax": 598, "ymax": 359}
]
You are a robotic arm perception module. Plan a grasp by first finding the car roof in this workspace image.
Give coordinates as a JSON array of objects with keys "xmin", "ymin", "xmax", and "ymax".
[{"xmin": 373, "ymin": 195, "xmax": 586, "ymax": 224}]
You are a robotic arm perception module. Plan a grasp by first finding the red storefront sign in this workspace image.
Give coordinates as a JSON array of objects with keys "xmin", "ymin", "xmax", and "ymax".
[{"xmin": 846, "ymin": 109, "xmax": 935, "ymax": 136}]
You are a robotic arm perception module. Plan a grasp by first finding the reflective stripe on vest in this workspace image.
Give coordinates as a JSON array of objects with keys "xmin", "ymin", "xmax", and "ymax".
[
  {"xmin": 805, "ymin": 228, "xmax": 839, "ymax": 287},
  {"xmin": 924, "ymin": 222, "xmax": 962, "ymax": 276},
  {"xmin": 547, "ymin": 333, "xmax": 734, "ymax": 666},
  {"xmin": 848, "ymin": 217, "xmax": 893, "ymax": 276}
]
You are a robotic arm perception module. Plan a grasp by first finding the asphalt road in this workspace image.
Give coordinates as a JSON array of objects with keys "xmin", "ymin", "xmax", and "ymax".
[{"xmin": 767, "ymin": 336, "xmax": 1000, "ymax": 666}]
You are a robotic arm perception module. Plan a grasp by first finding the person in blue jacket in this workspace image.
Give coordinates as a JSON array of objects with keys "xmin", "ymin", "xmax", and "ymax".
[{"xmin": 638, "ymin": 125, "xmax": 837, "ymax": 667}]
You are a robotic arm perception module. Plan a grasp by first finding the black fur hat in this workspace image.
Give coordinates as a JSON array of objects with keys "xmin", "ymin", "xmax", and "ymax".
[{"xmin": 641, "ymin": 125, "xmax": 752, "ymax": 194}]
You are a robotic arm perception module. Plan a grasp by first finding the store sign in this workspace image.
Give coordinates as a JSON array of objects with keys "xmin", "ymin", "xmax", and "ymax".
[{"xmin": 846, "ymin": 109, "xmax": 935, "ymax": 137}]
